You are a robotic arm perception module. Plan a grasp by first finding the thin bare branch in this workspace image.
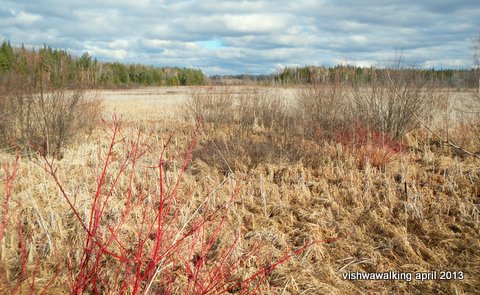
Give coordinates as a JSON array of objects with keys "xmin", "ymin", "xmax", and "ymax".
[{"xmin": 386, "ymin": 71, "xmax": 480, "ymax": 159}]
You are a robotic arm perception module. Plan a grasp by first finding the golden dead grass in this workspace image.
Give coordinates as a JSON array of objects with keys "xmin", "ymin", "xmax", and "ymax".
[{"xmin": 0, "ymin": 86, "xmax": 479, "ymax": 294}]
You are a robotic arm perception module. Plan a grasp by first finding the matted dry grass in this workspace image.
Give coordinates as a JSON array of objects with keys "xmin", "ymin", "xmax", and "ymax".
[{"xmin": 0, "ymin": 86, "xmax": 479, "ymax": 294}]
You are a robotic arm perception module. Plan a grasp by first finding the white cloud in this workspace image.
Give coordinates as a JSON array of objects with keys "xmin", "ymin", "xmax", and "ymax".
[
  {"xmin": 108, "ymin": 39, "xmax": 131, "ymax": 49},
  {"xmin": 221, "ymin": 14, "xmax": 287, "ymax": 34},
  {"xmin": 424, "ymin": 59, "xmax": 465, "ymax": 68},
  {"xmin": 13, "ymin": 10, "xmax": 42, "ymax": 24},
  {"xmin": 84, "ymin": 45, "xmax": 129, "ymax": 60},
  {"xmin": 143, "ymin": 39, "xmax": 199, "ymax": 50},
  {"xmin": 350, "ymin": 35, "xmax": 368, "ymax": 44},
  {"xmin": 1, "ymin": 0, "xmax": 479, "ymax": 74},
  {"xmin": 104, "ymin": 0, "xmax": 152, "ymax": 8},
  {"xmin": 0, "ymin": 9, "xmax": 42, "ymax": 26}
]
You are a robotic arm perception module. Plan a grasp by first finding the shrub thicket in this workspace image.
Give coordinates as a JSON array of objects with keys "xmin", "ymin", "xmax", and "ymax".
[
  {"xmin": 189, "ymin": 67, "xmax": 437, "ymax": 171},
  {"xmin": 0, "ymin": 43, "xmax": 102, "ymax": 156},
  {"xmin": 296, "ymin": 80, "xmax": 351, "ymax": 140},
  {"xmin": 351, "ymin": 66, "xmax": 436, "ymax": 140},
  {"xmin": 186, "ymin": 86, "xmax": 301, "ymax": 172}
]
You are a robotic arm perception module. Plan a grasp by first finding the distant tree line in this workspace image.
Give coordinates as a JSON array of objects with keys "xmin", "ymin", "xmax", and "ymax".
[
  {"xmin": 274, "ymin": 65, "xmax": 479, "ymax": 89},
  {"xmin": 0, "ymin": 40, "xmax": 206, "ymax": 89},
  {"xmin": 0, "ymin": 40, "xmax": 205, "ymax": 155}
]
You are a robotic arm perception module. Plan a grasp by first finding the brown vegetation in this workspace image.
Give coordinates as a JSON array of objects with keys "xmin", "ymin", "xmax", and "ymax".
[
  {"xmin": 0, "ymin": 46, "xmax": 102, "ymax": 157},
  {"xmin": 0, "ymin": 81, "xmax": 479, "ymax": 294}
]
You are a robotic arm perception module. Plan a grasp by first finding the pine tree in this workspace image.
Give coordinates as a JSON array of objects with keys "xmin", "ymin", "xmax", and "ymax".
[{"xmin": 0, "ymin": 40, "xmax": 14, "ymax": 75}]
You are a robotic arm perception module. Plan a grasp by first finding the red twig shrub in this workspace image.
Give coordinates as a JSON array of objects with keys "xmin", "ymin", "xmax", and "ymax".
[
  {"xmin": 1, "ymin": 156, "xmax": 58, "ymax": 295},
  {"xmin": 0, "ymin": 116, "xmax": 349, "ymax": 294},
  {"xmin": 335, "ymin": 122, "xmax": 405, "ymax": 170},
  {"xmin": 39, "ymin": 115, "xmax": 312, "ymax": 294}
]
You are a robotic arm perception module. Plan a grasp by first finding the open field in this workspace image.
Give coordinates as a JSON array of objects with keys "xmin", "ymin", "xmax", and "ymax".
[{"xmin": 1, "ymin": 86, "xmax": 479, "ymax": 294}]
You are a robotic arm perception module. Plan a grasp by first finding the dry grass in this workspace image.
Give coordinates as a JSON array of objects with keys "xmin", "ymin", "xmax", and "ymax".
[{"xmin": 0, "ymin": 86, "xmax": 479, "ymax": 294}]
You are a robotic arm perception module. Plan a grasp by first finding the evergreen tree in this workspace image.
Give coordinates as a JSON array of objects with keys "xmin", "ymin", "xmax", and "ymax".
[{"xmin": 0, "ymin": 41, "xmax": 14, "ymax": 75}]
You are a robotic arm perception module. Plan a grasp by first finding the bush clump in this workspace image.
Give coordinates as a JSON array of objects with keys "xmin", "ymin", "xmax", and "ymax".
[{"xmin": 0, "ymin": 43, "xmax": 102, "ymax": 156}]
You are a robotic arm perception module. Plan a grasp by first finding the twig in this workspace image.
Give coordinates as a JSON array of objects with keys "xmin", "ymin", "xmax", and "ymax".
[
  {"xmin": 143, "ymin": 174, "xmax": 234, "ymax": 295},
  {"xmin": 212, "ymin": 140, "xmax": 234, "ymax": 176},
  {"xmin": 386, "ymin": 71, "xmax": 480, "ymax": 159}
]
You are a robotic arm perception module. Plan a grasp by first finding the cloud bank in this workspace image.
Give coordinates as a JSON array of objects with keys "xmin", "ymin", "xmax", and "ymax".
[{"xmin": 1, "ymin": 0, "xmax": 479, "ymax": 75}]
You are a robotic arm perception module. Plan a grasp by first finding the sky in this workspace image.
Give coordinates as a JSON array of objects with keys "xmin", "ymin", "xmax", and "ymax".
[{"xmin": 1, "ymin": 0, "xmax": 479, "ymax": 75}]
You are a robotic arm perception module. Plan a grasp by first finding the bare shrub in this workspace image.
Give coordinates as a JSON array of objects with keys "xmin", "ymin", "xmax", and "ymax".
[
  {"xmin": 296, "ymin": 81, "xmax": 351, "ymax": 141},
  {"xmin": 235, "ymin": 88, "xmax": 292, "ymax": 135},
  {"xmin": 351, "ymin": 66, "xmax": 436, "ymax": 140},
  {"xmin": 0, "ymin": 52, "xmax": 102, "ymax": 156},
  {"xmin": 186, "ymin": 86, "xmax": 291, "ymax": 134},
  {"xmin": 1, "ymin": 89, "xmax": 101, "ymax": 156},
  {"xmin": 185, "ymin": 86, "xmax": 235, "ymax": 128},
  {"xmin": 186, "ymin": 86, "xmax": 301, "ymax": 170},
  {"xmin": 472, "ymin": 35, "xmax": 480, "ymax": 148}
]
